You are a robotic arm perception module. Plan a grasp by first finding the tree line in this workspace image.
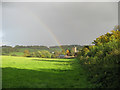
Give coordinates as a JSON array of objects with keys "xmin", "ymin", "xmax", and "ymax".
[{"xmin": 1, "ymin": 45, "xmax": 83, "ymax": 58}]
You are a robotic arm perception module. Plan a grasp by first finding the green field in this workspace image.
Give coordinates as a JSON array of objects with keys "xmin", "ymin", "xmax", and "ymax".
[{"xmin": 2, "ymin": 56, "xmax": 91, "ymax": 88}]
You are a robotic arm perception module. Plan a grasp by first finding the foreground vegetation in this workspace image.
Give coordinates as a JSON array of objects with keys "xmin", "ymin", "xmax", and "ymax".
[
  {"xmin": 2, "ymin": 56, "xmax": 91, "ymax": 88},
  {"xmin": 77, "ymin": 26, "xmax": 120, "ymax": 88}
]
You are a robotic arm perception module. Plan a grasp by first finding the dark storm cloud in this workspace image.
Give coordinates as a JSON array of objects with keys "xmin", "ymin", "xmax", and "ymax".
[{"xmin": 2, "ymin": 2, "xmax": 118, "ymax": 46}]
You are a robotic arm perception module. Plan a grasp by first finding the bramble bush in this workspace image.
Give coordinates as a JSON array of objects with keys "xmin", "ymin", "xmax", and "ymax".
[{"xmin": 77, "ymin": 26, "xmax": 120, "ymax": 88}]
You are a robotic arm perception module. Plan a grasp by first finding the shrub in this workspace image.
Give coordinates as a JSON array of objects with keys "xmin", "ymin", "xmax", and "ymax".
[
  {"xmin": 24, "ymin": 50, "xmax": 31, "ymax": 57},
  {"xmin": 77, "ymin": 29, "xmax": 120, "ymax": 88}
]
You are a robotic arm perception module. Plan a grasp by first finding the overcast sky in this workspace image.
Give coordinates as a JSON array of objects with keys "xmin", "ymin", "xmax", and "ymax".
[{"xmin": 2, "ymin": 2, "xmax": 118, "ymax": 46}]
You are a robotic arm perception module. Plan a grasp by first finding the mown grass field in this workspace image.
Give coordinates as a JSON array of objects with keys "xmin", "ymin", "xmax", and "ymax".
[{"xmin": 2, "ymin": 56, "xmax": 91, "ymax": 88}]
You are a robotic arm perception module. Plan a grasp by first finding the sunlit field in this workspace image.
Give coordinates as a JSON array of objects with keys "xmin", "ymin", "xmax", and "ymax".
[{"xmin": 2, "ymin": 56, "xmax": 91, "ymax": 88}]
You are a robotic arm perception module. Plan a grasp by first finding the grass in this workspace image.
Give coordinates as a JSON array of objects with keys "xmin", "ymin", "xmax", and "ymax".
[
  {"xmin": 2, "ymin": 56, "xmax": 91, "ymax": 88},
  {"xmin": 9, "ymin": 52, "xmax": 24, "ymax": 56}
]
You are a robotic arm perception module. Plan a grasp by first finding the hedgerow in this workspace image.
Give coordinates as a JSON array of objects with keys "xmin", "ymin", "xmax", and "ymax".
[{"xmin": 77, "ymin": 27, "xmax": 120, "ymax": 88}]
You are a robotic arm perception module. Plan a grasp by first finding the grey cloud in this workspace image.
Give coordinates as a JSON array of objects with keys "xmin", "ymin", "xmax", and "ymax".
[{"xmin": 2, "ymin": 2, "xmax": 118, "ymax": 46}]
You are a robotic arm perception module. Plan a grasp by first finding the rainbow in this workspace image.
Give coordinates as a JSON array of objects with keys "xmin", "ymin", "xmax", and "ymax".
[{"xmin": 24, "ymin": 7, "xmax": 63, "ymax": 50}]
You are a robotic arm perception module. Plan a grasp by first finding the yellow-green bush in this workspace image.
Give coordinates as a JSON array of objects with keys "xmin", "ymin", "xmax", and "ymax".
[{"xmin": 77, "ymin": 28, "xmax": 120, "ymax": 88}]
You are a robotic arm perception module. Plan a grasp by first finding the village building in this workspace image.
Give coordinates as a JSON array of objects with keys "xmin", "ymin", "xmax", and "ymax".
[
  {"xmin": 58, "ymin": 55, "xmax": 67, "ymax": 58},
  {"xmin": 58, "ymin": 46, "xmax": 79, "ymax": 58},
  {"xmin": 72, "ymin": 46, "xmax": 79, "ymax": 53}
]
